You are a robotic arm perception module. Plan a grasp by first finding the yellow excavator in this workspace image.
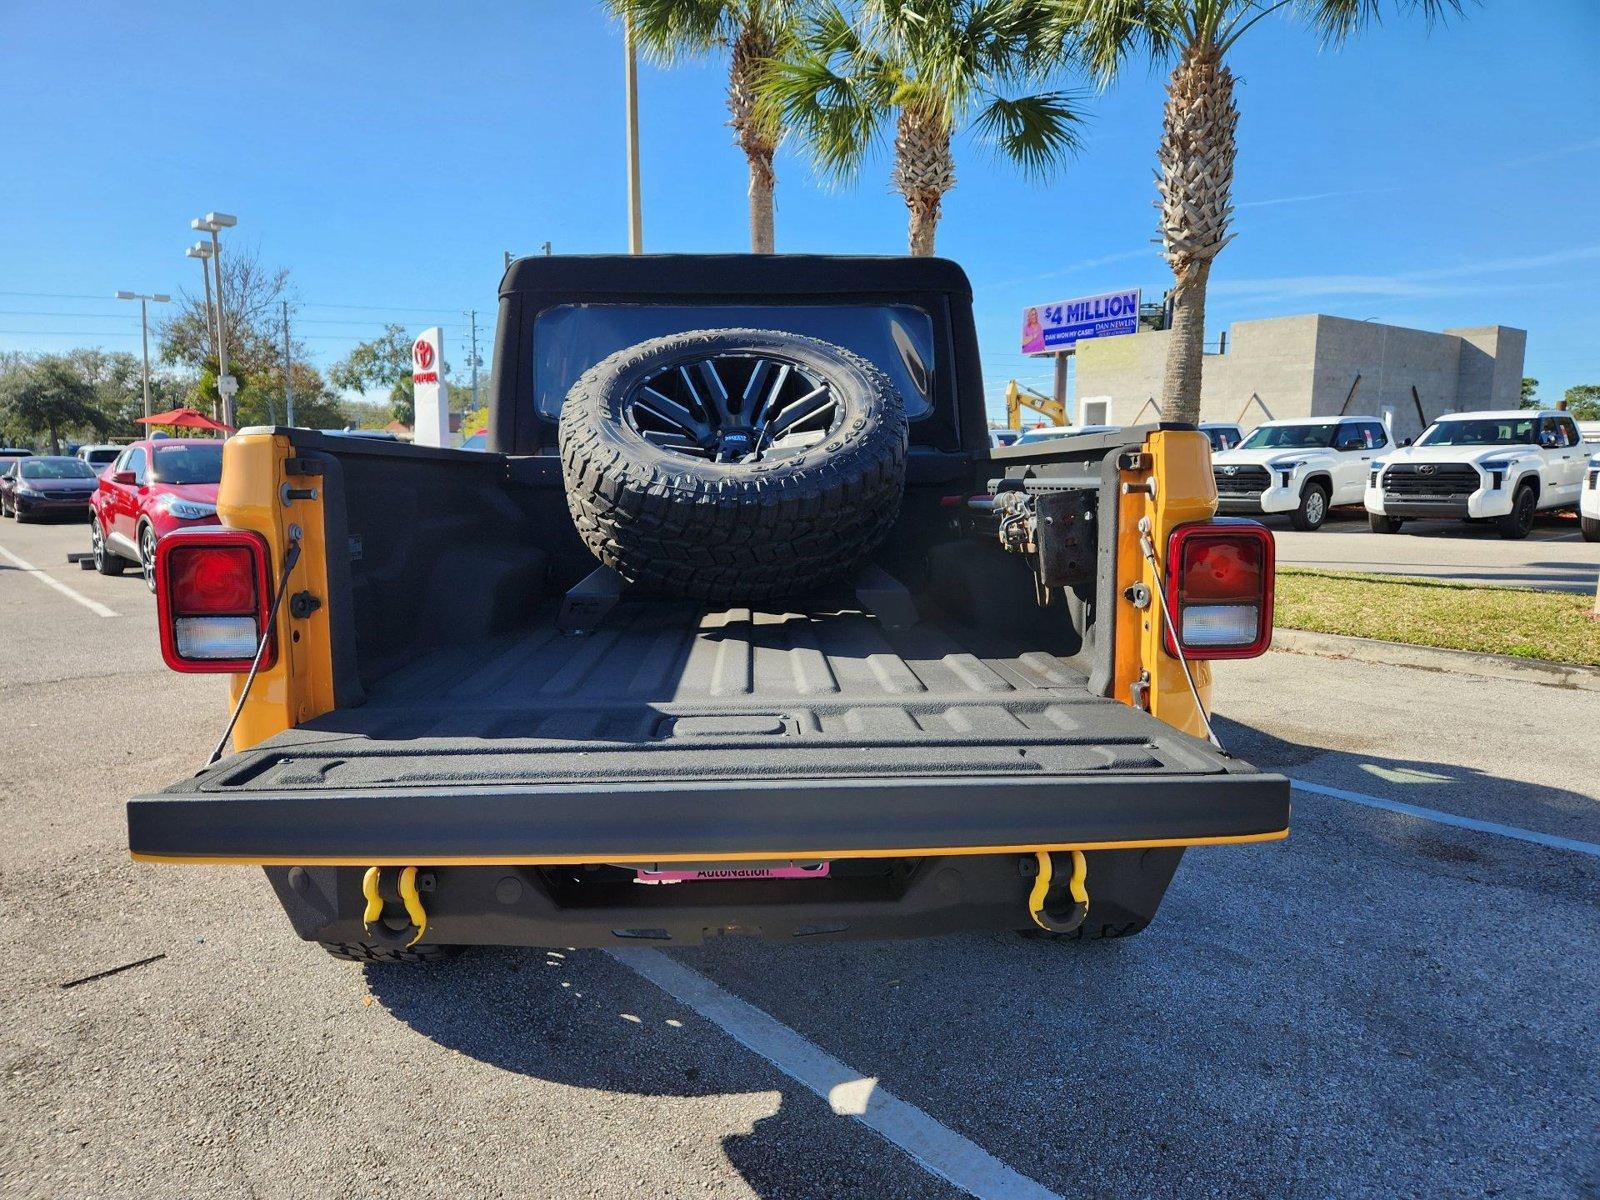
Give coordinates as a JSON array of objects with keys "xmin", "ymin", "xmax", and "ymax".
[{"xmin": 1004, "ymin": 380, "xmax": 1067, "ymax": 430}]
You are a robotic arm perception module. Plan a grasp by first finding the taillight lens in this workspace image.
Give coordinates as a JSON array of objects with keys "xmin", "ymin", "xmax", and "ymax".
[
  {"xmin": 155, "ymin": 529, "xmax": 274, "ymax": 673},
  {"xmin": 1164, "ymin": 520, "xmax": 1274, "ymax": 659}
]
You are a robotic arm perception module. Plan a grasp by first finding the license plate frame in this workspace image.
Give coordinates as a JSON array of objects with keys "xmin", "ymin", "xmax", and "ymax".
[{"xmin": 634, "ymin": 863, "xmax": 831, "ymax": 884}]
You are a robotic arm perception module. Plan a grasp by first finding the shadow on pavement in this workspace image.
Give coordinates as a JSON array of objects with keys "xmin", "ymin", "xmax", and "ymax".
[
  {"xmin": 362, "ymin": 944, "xmax": 959, "ymax": 1199},
  {"xmin": 362, "ymin": 715, "xmax": 1599, "ymax": 1199}
]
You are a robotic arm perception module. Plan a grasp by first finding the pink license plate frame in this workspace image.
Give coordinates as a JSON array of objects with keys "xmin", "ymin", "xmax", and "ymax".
[{"xmin": 634, "ymin": 863, "xmax": 831, "ymax": 883}]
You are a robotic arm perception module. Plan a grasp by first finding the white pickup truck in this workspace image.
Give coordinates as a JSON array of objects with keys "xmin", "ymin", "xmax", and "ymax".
[
  {"xmin": 1211, "ymin": 415, "xmax": 1389, "ymax": 531},
  {"xmin": 1365, "ymin": 409, "xmax": 1588, "ymax": 540},
  {"xmin": 1581, "ymin": 449, "xmax": 1599, "ymax": 542}
]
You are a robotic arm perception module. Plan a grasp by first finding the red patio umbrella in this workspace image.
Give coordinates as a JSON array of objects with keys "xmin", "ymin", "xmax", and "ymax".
[{"xmin": 134, "ymin": 406, "xmax": 236, "ymax": 435}]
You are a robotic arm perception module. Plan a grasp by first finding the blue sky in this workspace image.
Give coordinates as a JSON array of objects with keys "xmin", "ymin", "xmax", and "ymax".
[{"xmin": 2, "ymin": 1, "xmax": 1596, "ymax": 421}]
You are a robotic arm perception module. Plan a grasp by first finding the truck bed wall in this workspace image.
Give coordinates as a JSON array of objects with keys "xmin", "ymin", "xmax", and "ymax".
[{"xmin": 296, "ymin": 435, "xmax": 1114, "ymax": 704}]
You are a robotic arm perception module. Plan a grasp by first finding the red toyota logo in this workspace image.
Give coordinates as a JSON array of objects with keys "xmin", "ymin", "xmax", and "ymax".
[{"xmin": 413, "ymin": 339, "xmax": 435, "ymax": 371}]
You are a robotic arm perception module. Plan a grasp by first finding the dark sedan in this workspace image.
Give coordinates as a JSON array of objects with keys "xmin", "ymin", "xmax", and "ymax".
[{"xmin": 1, "ymin": 456, "xmax": 101, "ymax": 522}]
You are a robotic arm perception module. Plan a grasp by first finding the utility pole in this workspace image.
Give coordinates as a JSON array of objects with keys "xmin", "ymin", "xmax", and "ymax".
[
  {"xmin": 282, "ymin": 300, "xmax": 295, "ymax": 427},
  {"xmin": 624, "ymin": 15, "xmax": 643, "ymax": 254},
  {"xmin": 465, "ymin": 309, "xmax": 481, "ymax": 411},
  {"xmin": 115, "ymin": 292, "xmax": 171, "ymax": 420}
]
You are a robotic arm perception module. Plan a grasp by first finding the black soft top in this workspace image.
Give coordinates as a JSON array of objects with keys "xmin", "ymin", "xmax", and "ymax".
[
  {"xmin": 500, "ymin": 253, "xmax": 973, "ymax": 302},
  {"xmin": 490, "ymin": 254, "xmax": 986, "ymax": 455}
]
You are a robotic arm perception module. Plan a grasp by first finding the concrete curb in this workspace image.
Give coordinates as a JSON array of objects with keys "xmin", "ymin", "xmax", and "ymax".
[{"xmin": 1268, "ymin": 627, "xmax": 1600, "ymax": 692}]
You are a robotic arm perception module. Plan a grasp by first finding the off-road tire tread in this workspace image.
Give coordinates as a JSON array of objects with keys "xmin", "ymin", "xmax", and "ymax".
[
  {"xmin": 318, "ymin": 941, "xmax": 463, "ymax": 964},
  {"xmin": 559, "ymin": 328, "xmax": 907, "ymax": 600}
]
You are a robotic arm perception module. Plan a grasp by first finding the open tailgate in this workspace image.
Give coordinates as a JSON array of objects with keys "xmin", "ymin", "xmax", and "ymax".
[{"xmin": 128, "ymin": 701, "xmax": 1289, "ymax": 865}]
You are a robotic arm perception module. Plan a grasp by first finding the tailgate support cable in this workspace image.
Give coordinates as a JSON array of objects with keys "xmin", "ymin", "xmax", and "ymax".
[
  {"xmin": 205, "ymin": 530, "xmax": 303, "ymax": 767},
  {"xmin": 1136, "ymin": 517, "xmax": 1226, "ymax": 754}
]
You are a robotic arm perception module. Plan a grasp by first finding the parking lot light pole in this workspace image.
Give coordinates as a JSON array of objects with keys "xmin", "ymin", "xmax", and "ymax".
[
  {"xmin": 191, "ymin": 212, "xmax": 238, "ymax": 427},
  {"xmin": 185, "ymin": 242, "xmax": 218, "ymax": 365},
  {"xmin": 115, "ymin": 291, "xmax": 171, "ymax": 420},
  {"xmin": 624, "ymin": 16, "xmax": 643, "ymax": 254}
]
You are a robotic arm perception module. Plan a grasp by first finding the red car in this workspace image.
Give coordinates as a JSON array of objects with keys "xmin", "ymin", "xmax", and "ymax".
[{"xmin": 90, "ymin": 438, "xmax": 225, "ymax": 590}]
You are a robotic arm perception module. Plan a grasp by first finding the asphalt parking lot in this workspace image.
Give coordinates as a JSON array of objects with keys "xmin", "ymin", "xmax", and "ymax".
[
  {"xmin": 3, "ymin": 515, "xmax": 1597, "ymax": 1199},
  {"xmin": 1270, "ymin": 507, "xmax": 1595, "ymax": 593}
]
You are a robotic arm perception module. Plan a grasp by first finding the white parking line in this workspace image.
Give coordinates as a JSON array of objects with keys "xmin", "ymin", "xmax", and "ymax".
[
  {"xmin": 0, "ymin": 542, "xmax": 118, "ymax": 618},
  {"xmin": 1290, "ymin": 778, "xmax": 1600, "ymax": 859},
  {"xmin": 610, "ymin": 947, "xmax": 1062, "ymax": 1200}
]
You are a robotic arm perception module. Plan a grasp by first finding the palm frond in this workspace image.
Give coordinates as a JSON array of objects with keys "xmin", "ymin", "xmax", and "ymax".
[
  {"xmin": 757, "ymin": 25, "xmax": 891, "ymax": 182},
  {"xmin": 972, "ymin": 90, "xmax": 1087, "ymax": 180},
  {"xmin": 1292, "ymin": 0, "xmax": 1465, "ymax": 47},
  {"xmin": 1054, "ymin": 0, "xmax": 1187, "ymax": 81},
  {"xmin": 607, "ymin": 0, "xmax": 737, "ymax": 65}
]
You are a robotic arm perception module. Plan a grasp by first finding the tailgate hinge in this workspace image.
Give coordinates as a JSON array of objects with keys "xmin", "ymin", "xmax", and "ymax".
[{"xmin": 1130, "ymin": 670, "xmax": 1151, "ymax": 712}]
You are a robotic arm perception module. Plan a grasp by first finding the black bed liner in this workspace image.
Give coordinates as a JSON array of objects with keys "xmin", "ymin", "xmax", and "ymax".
[{"xmin": 129, "ymin": 599, "xmax": 1289, "ymax": 862}]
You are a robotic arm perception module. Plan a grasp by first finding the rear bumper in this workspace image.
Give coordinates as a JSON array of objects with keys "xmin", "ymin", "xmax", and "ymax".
[
  {"xmin": 129, "ymin": 771, "xmax": 1290, "ymax": 865},
  {"xmin": 265, "ymin": 848, "xmax": 1192, "ymax": 948}
]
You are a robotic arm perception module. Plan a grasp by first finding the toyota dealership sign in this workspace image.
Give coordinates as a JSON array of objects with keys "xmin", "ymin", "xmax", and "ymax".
[
  {"xmin": 412, "ymin": 334, "xmax": 438, "ymax": 383},
  {"xmin": 412, "ymin": 326, "xmax": 448, "ymax": 447}
]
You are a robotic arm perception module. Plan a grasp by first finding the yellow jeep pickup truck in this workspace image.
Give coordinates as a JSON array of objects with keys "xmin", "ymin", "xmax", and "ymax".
[{"xmin": 128, "ymin": 255, "xmax": 1288, "ymax": 962}]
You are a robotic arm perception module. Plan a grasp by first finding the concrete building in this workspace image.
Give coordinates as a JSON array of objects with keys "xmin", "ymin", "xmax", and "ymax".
[{"xmin": 1072, "ymin": 314, "xmax": 1526, "ymax": 441}]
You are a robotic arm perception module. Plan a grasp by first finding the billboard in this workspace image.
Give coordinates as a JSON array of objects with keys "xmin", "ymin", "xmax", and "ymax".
[{"xmin": 1021, "ymin": 288, "xmax": 1141, "ymax": 354}]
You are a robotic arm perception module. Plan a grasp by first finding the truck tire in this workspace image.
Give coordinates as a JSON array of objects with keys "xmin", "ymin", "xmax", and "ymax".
[
  {"xmin": 319, "ymin": 941, "xmax": 463, "ymax": 965},
  {"xmin": 1368, "ymin": 513, "xmax": 1403, "ymax": 534},
  {"xmin": 1497, "ymin": 483, "xmax": 1537, "ymax": 540},
  {"xmin": 559, "ymin": 328, "xmax": 908, "ymax": 600},
  {"xmin": 1289, "ymin": 481, "xmax": 1329, "ymax": 531},
  {"xmin": 1583, "ymin": 515, "xmax": 1600, "ymax": 543}
]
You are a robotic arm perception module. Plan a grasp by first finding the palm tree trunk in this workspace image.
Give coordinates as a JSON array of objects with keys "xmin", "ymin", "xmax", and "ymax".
[
  {"xmin": 892, "ymin": 107, "xmax": 953, "ymax": 257},
  {"xmin": 747, "ymin": 147, "xmax": 776, "ymax": 254},
  {"xmin": 907, "ymin": 193, "xmax": 941, "ymax": 256},
  {"xmin": 730, "ymin": 25, "xmax": 779, "ymax": 254},
  {"xmin": 1157, "ymin": 40, "xmax": 1237, "ymax": 425},
  {"xmin": 1162, "ymin": 259, "xmax": 1211, "ymax": 416}
]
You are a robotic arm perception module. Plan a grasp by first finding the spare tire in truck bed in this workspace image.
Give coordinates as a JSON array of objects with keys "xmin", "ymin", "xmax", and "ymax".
[{"xmin": 559, "ymin": 327, "xmax": 908, "ymax": 600}]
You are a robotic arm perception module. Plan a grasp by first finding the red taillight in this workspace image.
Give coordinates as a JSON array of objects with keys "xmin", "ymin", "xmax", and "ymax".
[
  {"xmin": 169, "ymin": 546, "xmax": 257, "ymax": 614},
  {"xmin": 155, "ymin": 528, "xmax": 274, "ymax": 673},
  {"xmin": 1164, "ymin": 520, "xmax": 1274, "ymax": 660}
]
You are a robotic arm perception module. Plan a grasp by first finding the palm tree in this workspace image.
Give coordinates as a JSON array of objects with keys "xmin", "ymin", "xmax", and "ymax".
[
  {"xmin": 1061, "ymin": 0, "xmax": 1462, "ymax": 424},
  {"xmin": 761, "ymin": 0, "xmax": 1084, "ymax": 256},
  {"xmin": 611, "ymin": 0, "xmax": 800, "ymax": 253}
]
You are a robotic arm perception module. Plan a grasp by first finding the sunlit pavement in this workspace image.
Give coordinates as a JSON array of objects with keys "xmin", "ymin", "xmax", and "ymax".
[
  {"xmin": 1270, "ymin": 506, "xmax": 1596, "ymax": 592},
  {"xmin": 3, "ymin": 516, "xmax": 1596, "ymax": 1199}
]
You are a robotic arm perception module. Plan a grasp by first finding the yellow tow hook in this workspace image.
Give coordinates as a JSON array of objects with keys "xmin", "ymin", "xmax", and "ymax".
[
  {"xmin": 1028, "ymin": 850, "xmax": 1089, "ymax": 935},
  {"xmin": 362, "ymin": 866, "xmax": 429, "ymax": 948}
]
